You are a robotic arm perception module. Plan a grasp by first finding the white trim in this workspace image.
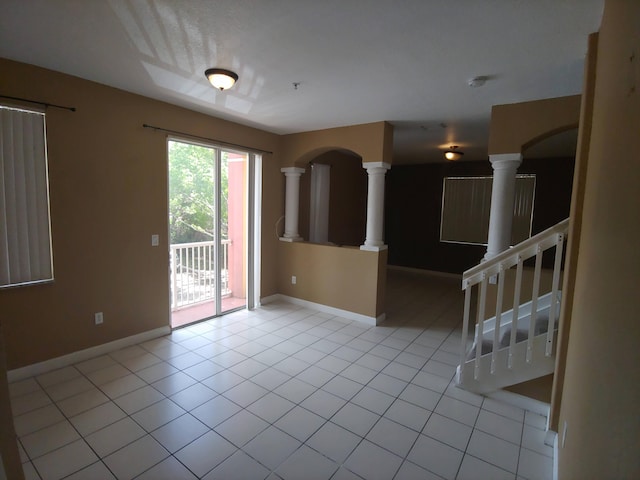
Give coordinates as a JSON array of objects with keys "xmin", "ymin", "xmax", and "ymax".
[
  {"xmin": 7, "ymin": 326, "xmax": 170, "ymax": 382},
  {"xmin": 553, "ymin": 430, "xmax": 559, "ymax": 480},
  {"xmin": 485, "ymin": 388, "xmax": 551, "ymax": 417},
  {"xmin": 387, "ymin": 265, "xmax": 462, "ymax": 280},
  {"xmin": 359, "ymin": 244, "xmax": 388, "ymax": 252},
  {"xmin": 260, "ymin": 294, "xmax": 385, "ymax": 326}
]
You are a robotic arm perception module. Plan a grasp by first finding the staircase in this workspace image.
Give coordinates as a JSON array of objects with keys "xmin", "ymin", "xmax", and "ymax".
[{"xmin": 456, "ymin": 219, "xmax": 569, "ymax": 394}]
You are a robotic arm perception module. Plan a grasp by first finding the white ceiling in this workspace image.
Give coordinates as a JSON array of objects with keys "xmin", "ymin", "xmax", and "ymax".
[{"xmin": 0, "ymin": 0, "xmax": 603, "ymax": 164}]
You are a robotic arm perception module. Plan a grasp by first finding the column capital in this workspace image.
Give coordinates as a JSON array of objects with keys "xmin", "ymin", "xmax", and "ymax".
[
  {"xmin": 280, "ymin": 167, "xmax": 305, "ymax": 175},
  {"xmin": 489, "ymin": 153, "xmax": 523, "ymax": 170},
  {"xmin": 362, "ymin": 161, "xmax": 391, "ymax": 171}
]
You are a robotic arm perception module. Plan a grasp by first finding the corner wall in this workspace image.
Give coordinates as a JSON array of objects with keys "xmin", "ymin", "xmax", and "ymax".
[
  {"xmin": 0, "ymin": 58, "xmax": 281, "ymax": 369},
  {"xmin": 557, "ymin": 1, "xmax": 640, "ymax": 478}
]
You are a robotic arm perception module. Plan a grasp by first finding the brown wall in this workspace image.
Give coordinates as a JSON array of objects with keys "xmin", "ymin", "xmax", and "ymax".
[
  {"xmin": 558, "ymin": 1, "xmax": 640, "ymax": 478},
  {"xmin": 0, "ymin": 326, "xmax": 24, "ymax": 480},
  {"xmin": 0, "ymin": 58, "xmax": 281, "ymax": 369},
  {"xmin": 277, "ymin": 242, "xmax": 387, "ymax": 318}
]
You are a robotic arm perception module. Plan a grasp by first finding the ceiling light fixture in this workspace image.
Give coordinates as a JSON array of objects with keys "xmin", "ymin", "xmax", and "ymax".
[
  {"xmin": 205, "ymin": 68, "xmax": 238, "ymax": 91},
  {"xmin": 444, "ymin": 146, "xmax": 464, "ymax": 161}
]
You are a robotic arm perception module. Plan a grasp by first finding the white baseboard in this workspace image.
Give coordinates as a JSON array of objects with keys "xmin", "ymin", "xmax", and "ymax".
[
  {"xmin": 8, "ymin": 326, "xmax": 171, "ymax": 383},
  {"xmin": 260, "ymin": 294, "xmax": 385, "ymax": 326},
  {"xmin": 486, "ymin": 389, "xmax": 551, "ymax": 417},
  {"xmin": 387, "ymin": 265, "xmax": 462, "ymax": 280}
]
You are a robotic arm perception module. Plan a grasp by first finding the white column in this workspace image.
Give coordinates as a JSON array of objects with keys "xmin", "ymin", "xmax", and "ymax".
[
  {"xmin": 361, "ymin": 162, "xmax": 391, "ymax": 251},
  {"xmin": 309, "ymin": 163, "xmax": 330, "ymax": 243},
  {"xmin": 280, "ymin": 167, "xmax": 305, "ymax": 242},
  {"xmin": 484, "ymin": 153, "xmax": 523, "ymax": 260}
]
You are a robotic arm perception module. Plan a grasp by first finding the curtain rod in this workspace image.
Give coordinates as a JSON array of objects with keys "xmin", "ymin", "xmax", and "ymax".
[
  {"xmin": 142, "ymin": 123, "xmax": 273, "ymax": 155},
  {"xmin": 0, "ymin": 95, "xmax": 76, "ymax": 112}
]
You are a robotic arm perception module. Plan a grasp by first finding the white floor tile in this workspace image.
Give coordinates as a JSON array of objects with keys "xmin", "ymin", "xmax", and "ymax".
[
  {"xmin": 411, "ymin": 370, "xmax": 450, "ymax": 394},
  {"xmin": 366, "ymin": 417, "xmax": 419, "ymax": 457},
  {"xmin": 457, "ymin": 455, "xmax": 516, "ymax": 480},
  {"xmin": 300, "ymin": 389, "xmax": 346, "ymax": 419},
  {"xmin": 243, "ymin": 426, "xmax": 301, "ymax": 470},
  {"xmin": 521, "ymin": 424, "xmax": 554, "ymax": 457},
  {"xmin": 22, "ymin": 461, "xmax": 42, "ymax": 480},
  {"xmin": 276, "ymin": 444, "xmax": 339, "ymax": 480},
  {"xmin": 12, "ymin": 390, "xmax": 52, "ymax": 417},
  {"xmin": 295, "ymin": 365, "xmax": 334, "ymax": 388},
  {"xmin": 151, "ymin": 413, "xmax": 209, "ymax": 453},
  {"xmin": 191, "ymin": 395, "xmax": 242, "ymax": 428},
  {"xmin": 320, "ymin": 375, "xmax": 363, "ymax": 401},
  {"xmin": 275, "ymin": 406, "xmax": 326, "ymax": 442},
  {"xmin": 407, "ymin": 434, "xmax": 464, "ymax": 480},
  {"xmin": 247, "ymin": 392, "xmax": 296, "ymax": 423},
  {"xmin": 36, "ymin": 367, "xmax": 81, "ymax": 388},
  {"xmin": 9, "ymin": 378, "xmax": 41, "ymax": 398},
  {"xmin": 367, "ymin": 373, "xmax": 407, "ymax": 397},
  {"xmin": 63, "ymin": 461, "xmax": 116, "ymax": 480},
  {"xmin": 56, "ymin": 388, "xmax": 109, "ymax": 417},
  {"xmin": 169, "ymin": 382, "xmax": 217, "ymax": 411},
  {"xmin": 14, "ymin": 405, "xmax": 65, "ymax": 437},
  {"xmin": 223, "ymin": 380, "xmax": 269, "ymax": 407},
  {"xmin": 476, "ymin": 408, "xmax": 524, "ymax": 445},
  {"xmin": 21, "ymin": 420, "xmax": 80, "ymax": 459},
  {"xmin": 434, "ymin": 396, "xmax": 480, "ymax": 427},
  {"xmin": 214, "ymin": 409, "xmax": 269, "ymax": 447},
  {"xmin": 467, "ymin": 430, "xmax": 520, "ymax": 474},
  {"xmin": 307, "ymin": 421, "xmax": 361, "ymax": 463},
  {"xmin": 394, "ymin": 460, "xmax": 442, "ymax": 480},
  {"xmin": 151, "ymin": 372, "xmax": 197, "ymax": 396},
  {"xmin": 344, "ymin": 439, "xmax": 403, "ymax": 480},
  {"xmin": 398, "ymin": 383, "xmax": 441, "ymax": 411},
  {"xmin": 114, "ymin": 385, "xmax": 165, "ymax": 414},
  {"xmin": 273, "ymin": 378, "xmax": 316, "ymax": 403},
  {"xmin": 331, "ymin": 403, "xmax": 380, "ymax": 437},
  {"xmin": 85, "ymin": 364, "xmax": 130, "ymax": 386},
  {"xmin": 131, "ymin": 397, "xmax": 186, "ymax": 431},
  {"xmin": 85, "ymin": 417, "xmax": 146, "ymax": 457},
  {"xmin": 69, "ymin": 402, "xmax": 127, "ymax": 437},
  {"xmin": 100, "ymin": 374, "xmax": 147, "ymax": 399},
  {"xmin": 135, "ymin": 456, "xmax": 198, "ymax": 480},
  {"xmin": 482, "ymin": 397, "xmax": 525, "ymax": 422},
  {"xmin": 32, "ymin": 439, "xmax": 98, "ymax": 480},
  {"xmin": 136, "ymin": 361, "xmax": 179, "ymax": 384},
  {"xmin": 518, "ymin": 447, "xmax": 553, "ymax": 480},
  {"xmin": 201, "ymin": 369, "xmax": 245, "ymax": 393},
  {"xmin": 381, "ymin": 361, "xmax": 419, "ymax": 382},
  {"xmin": 103, "ymin": 435, "xmax": 169, "ymax": 480},
  {"xmin": 182, "ymin": 359, "xmax": 225, "ymax": 381},
  {"xmin": 203, "ymin": 450, "xmax": 270, "ymax": 480},
  {"xmin": 423, "ymin": 413, "xmax": 472, "ymax": 451},
  {"xmin": 250, "ymin": 368, "xmax": 292, "ymax": 391},
  {"xmin": 44, "ymin": 376, "xmax": 94, "ymax": 402},
  {"xmin": 117, "ymin": 352, "xmax": 161, "ymax": 372},
  {"xmin": 351, "ymin": 386, "xmax": 395, "ymax": 415}
]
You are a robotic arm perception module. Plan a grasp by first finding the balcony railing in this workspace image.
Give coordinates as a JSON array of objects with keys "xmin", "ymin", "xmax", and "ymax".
[{"xmin": 170, "ymin": 240, "xmax": 230, "ymax": 310}]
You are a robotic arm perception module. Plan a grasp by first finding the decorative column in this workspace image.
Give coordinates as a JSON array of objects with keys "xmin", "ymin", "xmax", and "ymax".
[
  {"xmin": 280, "ymin": 167, "xmax": 305, "ymax": 242},
  {"xmin": 309, "ymin": 163, "xmax": 330, "ymax": 244},
  {"xmin": 484, "ymin": 153, "xmax": 523, "ymax": 260},
  {"xmin": 360, "ymin": 162, "xmax": 391, "ymax": 251}
]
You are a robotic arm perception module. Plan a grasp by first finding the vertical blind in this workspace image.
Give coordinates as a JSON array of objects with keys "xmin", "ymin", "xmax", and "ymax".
[
  {"xmin": 0, "ymin": 105, "xmax": 53, "ymax": 287},
  {"xmin": 440, "ymin": 175, "xmax": 536, "ymax": 246}
]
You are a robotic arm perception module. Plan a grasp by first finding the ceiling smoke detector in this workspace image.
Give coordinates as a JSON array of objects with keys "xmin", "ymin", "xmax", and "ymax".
[{"xmin": 468, "ymin": 76, "xmax": 488, "ymax": 88}]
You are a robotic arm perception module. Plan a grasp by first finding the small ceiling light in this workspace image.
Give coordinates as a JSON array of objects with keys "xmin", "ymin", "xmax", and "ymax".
[
  {"xmin": 444, "ymin": 146, "xmax": 464, "ymax": 161},
  {"xmin": 205, "ymin": 68, "xmax": 238, "ymax": 91},
  {"xmin": 468, "ymin": 76, "xmax": 488, "ymax": 88}
]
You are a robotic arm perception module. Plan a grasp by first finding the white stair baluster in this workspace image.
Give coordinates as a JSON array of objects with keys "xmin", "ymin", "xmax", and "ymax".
[
  {"xmin": 527, "ymin": 246, "xmax": 543, "ymax": 363},
  {"xmin": 547, "ymin": 233, "xmax": 565, "ymax": 356},
  {"xmin": 475, "ymin": 273, "xmax": 488, "ymax": 380},
  {"xmin": 459, "ymin": 282, "xmax": 472, "ymax": 384},
  {"xmin": 492, "ymin": 265, "xmax": 505, "ymax": 374}
]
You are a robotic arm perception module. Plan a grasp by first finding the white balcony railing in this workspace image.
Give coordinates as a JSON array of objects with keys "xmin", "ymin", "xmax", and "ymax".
[{"xmin": 170, "ymin": 240, "xmax": 230, "ymax": 310}]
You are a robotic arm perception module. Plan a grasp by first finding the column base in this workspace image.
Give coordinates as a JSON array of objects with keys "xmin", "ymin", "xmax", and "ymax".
[
  {"xmin": 360, "ymin": 244, "xmax": 388, "ymax": 252},
  {"xmin": 279, "ymin": 236, "xmax": 303, "ymax": 242}
]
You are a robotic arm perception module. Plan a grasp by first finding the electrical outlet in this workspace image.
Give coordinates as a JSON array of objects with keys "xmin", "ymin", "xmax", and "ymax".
[
  {"xmin": 151, "ymin": 234, "xmax": 159, "ymax": 247},
  {"xmin": 94, "ymin": 312, "xmax": 104, "ymax": 325},
  {"xmin": 291, "ymin": 275, "xmax": 297, "ymax": 285}
]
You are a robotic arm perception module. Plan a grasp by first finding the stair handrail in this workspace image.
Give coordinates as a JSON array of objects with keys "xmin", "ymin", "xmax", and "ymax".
[
  {"xmin": 462, "ymin": 218, "xmax": 570, "ymax": 289},
  {"xmin": 458, "ymin": 218, "xmax": 569, "ymax": 385}
]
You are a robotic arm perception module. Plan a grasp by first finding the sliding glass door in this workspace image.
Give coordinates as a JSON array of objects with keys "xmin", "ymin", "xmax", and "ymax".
[{"xmin": 168, "ymin": 139, "xmax": 255, "ymax": 328}]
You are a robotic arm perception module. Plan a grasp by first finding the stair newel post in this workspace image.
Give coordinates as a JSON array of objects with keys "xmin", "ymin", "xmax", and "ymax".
[
  {"xmin": 546, "ymin": 233, "xmax": 565, "ymax": 356},
  {"xmin": 508, "ymin": 255, "xmax": 524, "ymax": 369},
  {"xmin": 527, "ymin": 245, "xmax": 544, "ymax": 363},
  {"xmin": 475, "ymin": 273, "xmax": 488, "ymax": 380},
  {"xmin": 459, "ymin": 280, "xmax": 473, "ymax": 384},
  {"xmin": 491, "ymin": 264, "xmax": 505, "ymax": 374}
]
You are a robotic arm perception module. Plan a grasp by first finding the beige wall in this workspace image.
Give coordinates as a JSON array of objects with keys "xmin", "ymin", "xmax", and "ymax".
[
  {"xmin": 277, "ymin": 242, "xmax": 387, "ymax": 318},
  {"xmin": 558, "ymin": 1, "xmax": 640, "ymax": 478},
  {"xmin": 281, "ymin": 121, "xmax": 393, "ymax": 166},
  {"xmin": 488, "ymin": 95, "xmax": 581, "ymax": 155},
  {"xmin": 0, "ymin": 58, "xmax": 281, "ymax": 369}
]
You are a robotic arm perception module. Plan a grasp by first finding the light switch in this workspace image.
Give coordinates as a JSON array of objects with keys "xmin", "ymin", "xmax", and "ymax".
[{"xmin": 151, "ymin": 234, "xmax": 159, "ymax": 247}]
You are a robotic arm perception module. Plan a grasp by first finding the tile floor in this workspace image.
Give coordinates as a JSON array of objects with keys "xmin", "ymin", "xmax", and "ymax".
[{"xmin": 10, "ymin": 270, "xmax": 553, "ymax": 479}]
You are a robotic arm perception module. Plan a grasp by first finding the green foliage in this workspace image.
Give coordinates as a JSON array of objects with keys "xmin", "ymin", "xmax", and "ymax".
[{"xmin": 168, "ymin": 141, "xmax": 228, "ymax": 244}]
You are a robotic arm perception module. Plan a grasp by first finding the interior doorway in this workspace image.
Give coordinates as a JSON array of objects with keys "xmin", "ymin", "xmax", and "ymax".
[{"xmin": 168, "ymin": 139, "xmax": 257, "ymax": 328}]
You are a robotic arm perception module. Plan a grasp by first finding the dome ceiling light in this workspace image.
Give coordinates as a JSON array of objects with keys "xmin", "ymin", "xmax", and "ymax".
[
  {"xmin": 205, "ymin": 68, "xmax": 238, "ymax": 91},
  {"xmin": 444, "ymin": 145, "xmax": 464, "ymax": 161}
]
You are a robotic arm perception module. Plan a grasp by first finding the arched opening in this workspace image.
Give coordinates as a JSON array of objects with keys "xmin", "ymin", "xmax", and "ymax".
[{"xmin": 297, "ymin": 149, "xmax": 367, "ymax": 246}]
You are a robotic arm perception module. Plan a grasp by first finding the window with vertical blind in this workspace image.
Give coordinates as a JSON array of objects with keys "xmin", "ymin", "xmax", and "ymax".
[
  {"xmin": 0, "ymin": 105, "xmax": 53, "ymax": 288},
  {"xmin": 440, "ymin": 175, "xmax": 536, "ymax": 246}
]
